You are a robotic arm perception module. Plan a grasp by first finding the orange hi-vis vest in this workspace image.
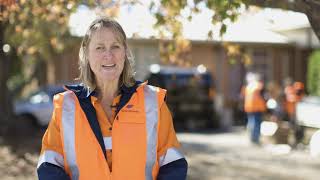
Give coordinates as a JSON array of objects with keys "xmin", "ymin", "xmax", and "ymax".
[
  {"xmin": 244, "ymin": 82, "xmax": 266, "ymax": 113},
  {"xmin": 284, "ymin": 82, "xmax": 305, "ymax": 115},
  {"xmin": 38, "ymin": 83, "xmax": 184, "ymax": 180}
]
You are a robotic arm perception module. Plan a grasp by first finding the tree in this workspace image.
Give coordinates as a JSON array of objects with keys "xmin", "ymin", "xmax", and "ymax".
[
  {"xmin": 307, "ymin": 51, "xmax": 320, "ymax": 96},
  {"xmin": 0, "ymin": 0, "xmax": 97, "ymax": 127}
]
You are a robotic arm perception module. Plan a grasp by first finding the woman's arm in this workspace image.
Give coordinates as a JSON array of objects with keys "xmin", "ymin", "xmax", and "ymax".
[
  {"xmin": 38, "ymin": 163, "xmax": 70, "ymax": 180},
  {"xmin": 157, "ymin": 102, "xmax": 188, "ymax": 180},
  {"xmin": 157, "ymin": 158, "xmax": 188, "ymax": 180},
  {"xmin": 37, "ymin": 94, "xmax": 70, "ymax": 180}
]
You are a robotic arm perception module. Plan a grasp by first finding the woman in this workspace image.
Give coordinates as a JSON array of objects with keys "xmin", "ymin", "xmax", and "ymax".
[{"xmin": 37, "ymin": 17, "xmax": 188, "ymax": 180}]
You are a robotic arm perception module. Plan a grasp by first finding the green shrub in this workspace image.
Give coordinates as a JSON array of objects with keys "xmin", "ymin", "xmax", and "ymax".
[{"xmin": 307, "ymin": 50, "xmax": 320, "ymax": 96}]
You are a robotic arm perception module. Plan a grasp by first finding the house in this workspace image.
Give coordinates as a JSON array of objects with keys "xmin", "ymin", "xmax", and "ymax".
[{"xmin": 42, "ymin": 8, "xmax": 319, "ymax": 126}]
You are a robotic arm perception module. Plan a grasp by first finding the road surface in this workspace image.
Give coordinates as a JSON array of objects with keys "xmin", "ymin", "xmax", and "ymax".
[
  {"xmin": 0, "ymin": 127, "xmax": 319, "ymax": 179},
  {"xmin": 178, "ymin": 127, "xmax": 320, "ymax": 180}
]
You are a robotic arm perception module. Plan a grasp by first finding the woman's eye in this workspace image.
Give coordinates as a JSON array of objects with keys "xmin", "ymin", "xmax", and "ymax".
[
  {"xmin": 111, "ymin": 45, "xmax": 120, "ymax": 49},
  {"xmin": 96, "ymin": 46, "xmax": 103, "ymax": 50}
]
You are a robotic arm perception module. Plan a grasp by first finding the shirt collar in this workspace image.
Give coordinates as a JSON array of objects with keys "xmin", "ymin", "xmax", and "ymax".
[{"xmin": 80, "ymin": 81, "xmax": 143, "ymax": 99}]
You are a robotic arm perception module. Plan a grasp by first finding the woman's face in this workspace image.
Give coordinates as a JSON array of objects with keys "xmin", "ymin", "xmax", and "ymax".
[{"xmin": 88, "ymin": 27, "xmax": 125, "ymax": 86}]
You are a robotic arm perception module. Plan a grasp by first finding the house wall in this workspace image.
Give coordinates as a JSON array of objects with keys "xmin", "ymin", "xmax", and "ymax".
[
  {"xmin": 190, "ymin": 43, "xmax": 216, "ymax": 74},
  {"xmin": 50, "ymin": 38, "xmax": 312, "ymax": 124},
  {"xmin": 128, "ymin": 39, "xmax": 161, "ymax": 81}
]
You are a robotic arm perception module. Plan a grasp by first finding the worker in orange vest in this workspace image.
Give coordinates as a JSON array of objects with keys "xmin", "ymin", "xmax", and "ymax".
[
  {"xmin": 284, "ymin": 80, "xmax": 305, "ymax": 145},
  {"xmin": 241, "ymin": 72, "xmax": 266, "ymax": 144},
  {"xmin": 37, "ymin": 17, "xmax": 187, "ymax": 180},
  {"xmin": 284, "ymin": 80, "xmax": 305, "ymax": 121}
]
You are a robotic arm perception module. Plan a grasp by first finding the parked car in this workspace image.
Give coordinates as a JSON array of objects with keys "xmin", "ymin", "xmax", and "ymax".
[
  {"xmin": 14, "ymin": 85, "xmax": 65, "ymax": 127},
  {"xmin": 146, "ymin": 64, "xmax": 218, "ymax": 130}
]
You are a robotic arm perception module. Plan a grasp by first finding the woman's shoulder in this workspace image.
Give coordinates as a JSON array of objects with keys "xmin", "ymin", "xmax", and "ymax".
[
  {"xmin": 143, "ymin": 84, "xmax": 167, "ymax": 93},
  {"xmin": 52, "ymin": 84, "xmax": 88, "ymax": 102}
]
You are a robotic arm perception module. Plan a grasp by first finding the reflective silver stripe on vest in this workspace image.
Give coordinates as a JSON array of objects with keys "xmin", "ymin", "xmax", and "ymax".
[
  {"xmin": 144, "ymin": 85, "xmax": 159, "ymax": 180},
  {"xmin": 103, "ymin": 137, "xmax": 112, "ymax": 150},
  {"xmin": 37, "ymin": 150, "xmax": 64, "ymax": 169},
  {"xmin": 62, "ymin": 92, "xmax": 79, "ymax": 180},
  {"xmin": 159, "ymin": 147, "xmax": 184, "ymax": 167}
]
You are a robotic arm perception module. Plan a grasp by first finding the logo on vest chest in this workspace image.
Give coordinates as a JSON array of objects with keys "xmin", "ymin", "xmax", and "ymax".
[{"xmin": 121, "ymin": 104, "xmax": 139, "ymax": 113}]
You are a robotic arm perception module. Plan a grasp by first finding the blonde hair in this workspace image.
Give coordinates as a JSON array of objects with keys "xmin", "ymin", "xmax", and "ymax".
[{"xmin": 78, "ymin": 17, "xmax": 135, "ymax": 90}]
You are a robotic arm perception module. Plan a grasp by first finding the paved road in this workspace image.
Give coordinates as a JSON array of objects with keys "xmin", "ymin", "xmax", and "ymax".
[{"xmin": 178, "ymin": 127, "xmax": 320, "ymax": 180}]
